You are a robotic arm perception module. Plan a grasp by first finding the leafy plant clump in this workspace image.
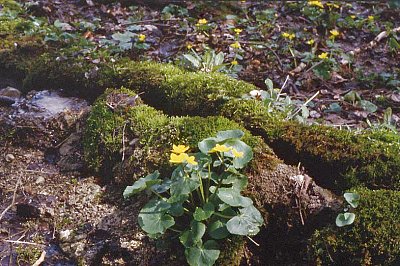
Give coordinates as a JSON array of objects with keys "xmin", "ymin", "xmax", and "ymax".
[
  {"xmin": 335, "ymin": 192, "xmax": 360, "ymax": 227},
  {"xmin": 124, "ymin": 130, "xmax": 263, "ymax": 266}
]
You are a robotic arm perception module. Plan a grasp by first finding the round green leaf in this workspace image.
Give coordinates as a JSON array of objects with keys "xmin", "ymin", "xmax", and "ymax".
[
  {"xmin": 344, "ymin": 192, "xmax": 360, "ymax": 208},
  {"xmin": 208, "ymin": 219, "xmax": 230, "ymax": 240},
  {"xmin": 224, "ymin": 139, "xmax": 253, "ymax": 169},
  {"xmin": 215, "ymin": 130, "xmax": 244, "ymax": 142},
  {"xmin": 194, "ymin": 202, "xmax": 215, "ymax": 221},
  {"xmin": 180, "ymin": 221, "xmax": 206, "ymax": 248},
  {"xmin": 123, "ymin": 171, "xmax": 161, "ymax": 199},
  {"xmin": 185, "ymin": 240, "xmax": 220, "ymax": 266},
  {"xmin": 226, "ymin": 205, "xmax": 263, "ymax": 236},
  {"xmin": 138, "ymin": 199, "xmax": 175, "ymax": 235},
  {"xmin": 336, "ymin": 212, "xmax": 356, "ymax": 227},
  {"xmin": 217, "ymin": 187, "xmax": 253, "ymax": 207}
]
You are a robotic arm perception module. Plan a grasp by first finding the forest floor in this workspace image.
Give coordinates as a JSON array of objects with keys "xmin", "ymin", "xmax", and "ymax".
[{"xmin": 0, "ymin": 1, "xmax": 399, "ymax": 265}]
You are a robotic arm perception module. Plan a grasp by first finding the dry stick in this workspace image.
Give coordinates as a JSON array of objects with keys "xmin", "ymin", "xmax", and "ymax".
[
  {"xmin": 122, "ymin": 122, "xmax": 128, "ymax": 162},
  {"xmin": 32, "ymin": 250, "xmax": 47, "ymax": 266},
  {"xmin": 0, "ymin": 176, "xmax": 21, "ymax": 222},
  {"xmin": 122, "ymin": 18, "xmax": 180, "ymax": 26},
  {"xmin": 2, "ymin": 239, "xmax": 46, "ymax": 247},
  {"xmin": 24, "ymin": 169, "xmax": 57, "ymax": 175}
]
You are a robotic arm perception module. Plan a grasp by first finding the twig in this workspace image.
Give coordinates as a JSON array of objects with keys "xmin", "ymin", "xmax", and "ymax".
[
  {"xmin": 122, "ymin": 18, "xmax": 180, "ymax": 26},
  {"xmin": 0, "ymin": 176, "xmax": 20, "ymax": 222},
  {"xmin": 32, "ymin": 250, "xmax": 46, "ymax": 266},
  {"xmin": 121, "ymin": 122, "xmax": 128, "ymax": 162},
  {"xmin": 246, "ymin": 235, "xmax": 260, "ymax": 247},
  {"xmin": 24, "ymin": 170, "xmax": 57, "ymax": 175},
  {"xmin": 2, "ymin": 240, "xmax": 45, "ymax": 247}
]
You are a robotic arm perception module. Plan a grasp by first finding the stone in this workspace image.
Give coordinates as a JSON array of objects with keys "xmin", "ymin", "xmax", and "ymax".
[
  {"xmin": 0, "ymin": 96, "xmax": 15, "ymax": 106},
  {"xmin": 0, "ymin": 87, "xmax": 21, "ymax": 99},
  {"xmin": 5, "ymin": 154, "xmax": 15, "ymax": 162},
  {"xmin": 35, "ymin": 176, "xmax": 46, "ymax": 184}
]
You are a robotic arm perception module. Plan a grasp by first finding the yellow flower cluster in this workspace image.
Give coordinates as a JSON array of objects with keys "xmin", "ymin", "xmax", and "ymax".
[
  {"xmin": 233, "ymin": 28, "xmax": 242, "ymax": 35},
  {"xmin": 282, "ymin": 32, "xmax": 295, "ymax": 40},
  {"xmin": 230, "ymin": 41, "xmax": 241, "ymax": 49},
  {"xmin": 138, "ymin": 34, "xmax": 146, "ymax": 42},
  {"xmin": 306, "ymin": 39, "xmax": 315, "ymax": 45},
  {"xmin": 368, "ymin": 15, "xmax": 374, "ymax": 21},
  {"xmin": 169, "ymin": 145, "xmax": 197, "ymax": 165},
  {"xmin": 208, "ymin": 144, "xmax": 244, "ymax": 158},
  {"xmin": 308, "ymin": 0, "xmax": 324, "ymax": 8},
  {"xmin": 198, "ymin": 18, "xmax": 208, "ymax": 25},
  {"xmin": 318, "ymin": 52, "xmax": 329, "ymax": 59},
  {"xmin": 329, "ymin": 29, "xmax": 340, "ymax": 39},
  {"xmin": 326, "ymin": 3, "xmax": 340, "ymax": 8}
]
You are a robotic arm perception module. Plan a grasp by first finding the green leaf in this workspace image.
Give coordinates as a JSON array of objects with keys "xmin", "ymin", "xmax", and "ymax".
[
  {"xmin": 123, "ymin": 171, "xmax": 161, "ymax": 199},
  {"xmin": 111, "ymin": 31, "xmax": 135, "ymax": 42},
  {"xmin": 198, "ymin": 138, "xmax": 217, "ymax": 154},
  {"xmin": 226, "ymin": 205, "xmax": 263, "ymax": 236},
  {"xmin": 335, "ymin": 212, "xmax": 356, "ymax": 227},
  {"xmin": 170, "ymin": 172, "xmax": 200, "ymax": 197},
  {"xmin": 344, "ymin": 91, "xmax": 362, "ymax": 103},
  {"xmin": 359, "ymin": 100, "xmax": 377, "ymax": 113},
  {"xmin": 138, "ymin": 199, "xmax": 175, "ymax": 235},
  {"xmin": 208, "ymin": 219, "xmax": 230, "ymax": 240},
  {"xmin": 215, "ymin": 130, "xmax": 244, "ymax": 142},
  {"xmin": 183, "ymin": 54, "xmax": 201, "ymax": 69},
  {"xmin": 344, "ymin": 193, "xmax": 360, "ymax": 208},
  {"xmin": 180, "ymin": 221, "xmax": 206, "ymax": 248},
  {"xmin": 217, "ymin": 187, "xmax": 253, "ymax": 207},
  {"xmin": 185, "ymin": 240, "xmax": 220, "ymax": 266},
  {"xmin": 264, "ymin": 78, "xmax": 274, "ymax": 90},
  {"xmin": 194, "ymin": 202, "xmax": 215, "ymax": 221}
]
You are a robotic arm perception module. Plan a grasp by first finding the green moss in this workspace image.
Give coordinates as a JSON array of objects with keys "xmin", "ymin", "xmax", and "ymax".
[
  {"xmin": 221, "ymin": 99, "xmax": 400, "ymax": 191},
  {"xmin": 216, "ymin": 236, "xmax": 245, "ymax": 266},
  {"xmin": 309, "ymin": 188, "xmax": 400, "ymax": 265}
]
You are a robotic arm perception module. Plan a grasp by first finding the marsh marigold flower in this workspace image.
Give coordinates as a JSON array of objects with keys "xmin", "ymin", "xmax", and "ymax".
[
  {"xmin": 307, "ymin": 39, "xmax": 315, "ymax": 45},
  {"xmin": 230, "ymin": 41, "xmax": 241, "ymax": 49},
  {"xmin": 318, "ymin": 52, "xmax": 328, "ymax": 59},
  {"xmin": 282, "ymin": 32, "xmax": 295, "ymax": 40},
  {"xmin": 171, "ymin": 144, "xmax": 189, "ymax": 154},
  {"xmin": 329, "ymin": 29, "xmax": 340, "ymax": 39},
  {"xmin": 169, "ymin": 152, "xmax": 197, "ymax": 165},
  {"xmin": 234, "ymin": 28, "xmax": 242, "ymax": 35},
  {"xmin": 308, "ymin": 0, "xmax": 324, "ymax": 8},
  {"xmin": 231, "ymin": 60, "xmax": 238, "ymax": 65},
  {"xmin": 209, "ymin": 144, "xmax": 232, "ymax": 153},
  {"xmin": 368, "ymin": 15, "xmax": 374, "ymax": 21},
  {"xmin": 138, "ymin": 34, "xmax": 146, "ymax": 42},
  {"xmin": 198, "ymin": 18, "xmax": 208, "ymax": 25},
  {"xmin": 232, "ymin": 148, "xmax": 244, "ymax": 158}
]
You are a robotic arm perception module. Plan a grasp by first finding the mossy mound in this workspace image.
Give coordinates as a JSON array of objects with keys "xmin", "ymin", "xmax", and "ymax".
[
  {"xmin": 221, "ymin": 99, "xmax": 400, "ymax": 192},
  {"xmin": 309, "ymin": 188, "xmax": 400, "ymax": 265},
  {"xmin": 83, "ymin": 87, "xmax": 276, "ymax": 180}
]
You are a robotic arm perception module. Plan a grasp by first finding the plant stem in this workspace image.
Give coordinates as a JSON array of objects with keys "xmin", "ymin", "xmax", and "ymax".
[
  {"xmin": 168, "ymin": 227, "xmax": 182, "ymax": 233},
  {"xmin": 197, "ymin": 172, "xmax": 206, "ymax": 203},
  {"xmin": 213, "ymin": 212, "xmax": 234, "ymax": 219}
]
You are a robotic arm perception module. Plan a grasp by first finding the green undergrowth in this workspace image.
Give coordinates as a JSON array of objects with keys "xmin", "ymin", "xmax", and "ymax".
[
  {"xmin": 309, "ymin": 188, "xmax": 400, "ymax": 265},
  {"xmin": 83, "ymin": 88, "xmax": 277, "ymax": 180}
]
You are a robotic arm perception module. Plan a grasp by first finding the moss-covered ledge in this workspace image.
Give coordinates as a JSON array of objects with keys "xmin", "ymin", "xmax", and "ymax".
[
  {"xmin": 309, "ymin": 188, "xmax": 400, "ymax": 265},
  {"xmin": 2, "ymin": 50, "xmax": 400, "ymax": 191}
]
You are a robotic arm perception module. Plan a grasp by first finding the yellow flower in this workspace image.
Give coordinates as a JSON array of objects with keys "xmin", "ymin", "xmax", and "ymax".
[
  {"xmin": 230, "ymin": 41, "xmax": 241, "ymax": 49},
  {"xmin": 368, "ymin": 15, "xmax": 374, "ymax": 21},
  {"xmin": 308, "ymin": 0, "xmax": 324, "ymax": 8},
  {"xmin": 138, "ymin": 34, "xmax": 146, "ymax": 42},
  {"xmin": 306, "ymin": 39, "xmax": 315, "ymax": 45},
  {"xmin": 232, "ymin": 148, "xmax": 244, "ymax": 158},
  {"xmin": 169, "ymin": 152, "xmax": 197, "ymax": 165},
  {"xmin": 198, "ymin": 18, "xmax": 208, "ymax": 25},
  {"xmin": 318, "ymin": 52, "xmax": 329, "ymax": 59},
  {"xmin": 231, "ymin": 60, "xmax": 238, "ymax": 65},
  {"xmin": 282, "ymin": 32, "xmax": 295, "ymax": 40},
  {"xmin": 326, "ymin": 3, "xmax": 340, "ymax": 8},
  {"xmin": 171, "ymin": 144, "xmax": 189, "ymax": 154},
  {"xmin": 350, "ymin": 15, "xmax": 356, "ymax": 19},
  {"xmin": 209, "ymin": 144, "xmax": 232, "ymax": 153},
  {"xmin": 233, "ymin": 28, "xmax": 242, "ymax": 35},
  {"xmin": 186, "ymin": 155, "xmax": 198, "ymax": 165},
  {"xmin": 330, "ymin": 29, "xmax": 339, "ymax": 37},
  {"xmin": 169, "ymin": 153, "xmax": 188, "ymax": 164}
]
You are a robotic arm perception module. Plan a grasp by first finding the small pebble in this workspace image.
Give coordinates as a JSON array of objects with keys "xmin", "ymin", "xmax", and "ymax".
[
  {"xmin": 36, "ymin": 176, "xmax": 45, "ymax": 184},
  {"xmin": 5, "ymin": 154, "xmax": 15, "ymax": 162}
]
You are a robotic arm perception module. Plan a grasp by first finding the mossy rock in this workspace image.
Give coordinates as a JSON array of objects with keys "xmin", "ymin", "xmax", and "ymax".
[
  {"xmin": 2, "ymin": 47, "xmax": 400, "ymax": 191},
  {"xmin": 309, "ymin": 188, "xmax": 400, "ymax": 265},
  {"xmin": 83, "ymin": 87, "xmax": 276, "ymax": 180},
  {"xmin": 221, "ymin": 99, "xmax": 400, "ymax": 192}
]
